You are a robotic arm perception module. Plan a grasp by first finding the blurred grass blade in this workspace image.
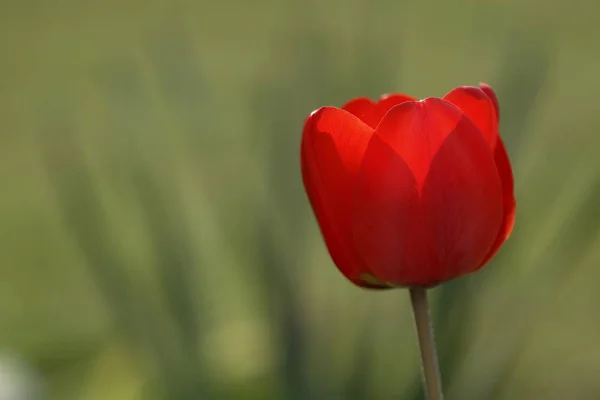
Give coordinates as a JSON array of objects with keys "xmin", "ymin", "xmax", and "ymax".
[
  {"xmin": 343, "ymin": 314, "xmax": 376, "ymax": 400},
  {"xmin": 144, "ymin": 16, "xmax": 211, "ymax": 134},
  {"xmin": 38, "ymin": 121, "xmax": 180, "ymax": 374},
  {"xmin": 127, "ymin": 150, "xmax": 209, "ymax": 396},
  {"xmin": 38, "ymin": 121, "xmax": 214, "ymax": 399},
  {"xmin": 493, "ymin": 27, "xmax": 553, "ymax": 157},
  {"xmin": 40, "ymin": 121, "xmax": 142, "ymax": 338},
  {"xmin": 256, "ymin": 216, "xmax": 310, "ymax": 400}
]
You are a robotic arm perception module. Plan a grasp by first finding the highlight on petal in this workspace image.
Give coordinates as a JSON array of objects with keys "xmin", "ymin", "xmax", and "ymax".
[
  {"xmin": 302, "ymin": 107, "xmax": 373, "ymax": 174},
  {"xmin": 373, "ymin": 98, "xmax": 473, "ymax": 187},
  {"xmin": 478, "ymin": 136, "xmax": 516, "ymax": 267},
  {"xmin": 343, "ymin": 93, "xmax": 415, "ymax": 129},
  {"xmin": 301, "ymin": 107, "xmax": 387, "ymax": 288},
  {"xmin": 444, "ymin": 86, "xmax": 498, "ymax": 149}
]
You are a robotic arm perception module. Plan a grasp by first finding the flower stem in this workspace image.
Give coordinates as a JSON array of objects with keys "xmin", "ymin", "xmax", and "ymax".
[{"xmin": 410, "ymin": 287, "xmax": 443, "ymax": 400}]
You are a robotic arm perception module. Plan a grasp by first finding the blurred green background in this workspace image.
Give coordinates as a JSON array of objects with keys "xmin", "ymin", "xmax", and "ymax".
[{"xmin": 1, "ymin": 0, "xmax": 599, "ymax": 399}]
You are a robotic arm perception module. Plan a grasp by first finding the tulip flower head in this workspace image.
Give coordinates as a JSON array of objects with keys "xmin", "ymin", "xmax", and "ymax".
[{"xmin": 301, "ymin": 84, "xmax": 515, "ymax": 289}]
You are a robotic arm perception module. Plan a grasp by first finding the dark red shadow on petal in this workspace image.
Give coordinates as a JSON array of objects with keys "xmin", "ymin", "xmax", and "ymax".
[
  {"xmin": 478, "ymin": 136, "xmax": 516, "ymax": 267},
  {"xmin": 419, "ymin": 115, "xmax": 503, "ymax": 284},
  {"xmin": 352, "ymin": 134, "xmax": 420, "ymax": 286}
]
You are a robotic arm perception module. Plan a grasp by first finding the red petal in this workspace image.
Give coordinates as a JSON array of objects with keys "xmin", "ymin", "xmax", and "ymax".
[
  {"xmin": 342, "ymin": 98, "xmax": 378, "ymax": 128},
  {"xmin": 444, "ymin": 86, "xmax": 498, "ymax": 149},
  {"xmin": 343, "ymin": 94, "xmax": 415, "ymax": 129},
  {"xmin": 478, "ymin": 136, "xmax": 516, "ymax": 266},
  {"xmin": 373, "ymin": 94, "xmax": 417, "ymax": 126},
  {"xmin": 301, "ymin": 107, "xmax": 387, "ymax": 288},
  {"xmin": 352, "ymin": 133, "xmax": 420, "ymax": 285},
  {"xmin": 479, "ymin": 82, "xmax": 500, "ymax": 120},
  {"xmin": 467, "ymin": 83, "xmax": 515, "ymax": 266},
  {"xmin": 371, "ymin": 99, "xmax": 467, "ymax": 187},
  {"xmin": 352, "ymin": 99, "xmax": 503, "ymax": 286},
  {"xmin": 420, "ymin": 114, "xmax": 503, "ymax": 283}
]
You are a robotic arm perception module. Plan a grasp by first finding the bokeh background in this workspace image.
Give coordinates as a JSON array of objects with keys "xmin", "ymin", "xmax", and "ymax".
[{"xmin": 1, "ymin": 0, "xmax": 599, "ymax": 399}]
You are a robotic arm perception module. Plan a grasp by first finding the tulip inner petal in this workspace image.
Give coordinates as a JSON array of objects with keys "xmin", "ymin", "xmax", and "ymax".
[{"xmin": 353, "ymin": 100, "xmax": 503, "ymax": 286}]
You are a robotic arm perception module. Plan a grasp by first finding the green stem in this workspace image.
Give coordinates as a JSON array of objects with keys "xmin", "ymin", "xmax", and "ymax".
[{"xmin": 410, "ymin": 287, "xmax": 443, "ymax": 400}]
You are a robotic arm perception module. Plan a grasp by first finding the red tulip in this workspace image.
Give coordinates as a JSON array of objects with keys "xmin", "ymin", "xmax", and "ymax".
[{"xmin": 301, "ymin": 84, "xmax": 515, "ymax": 288}]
